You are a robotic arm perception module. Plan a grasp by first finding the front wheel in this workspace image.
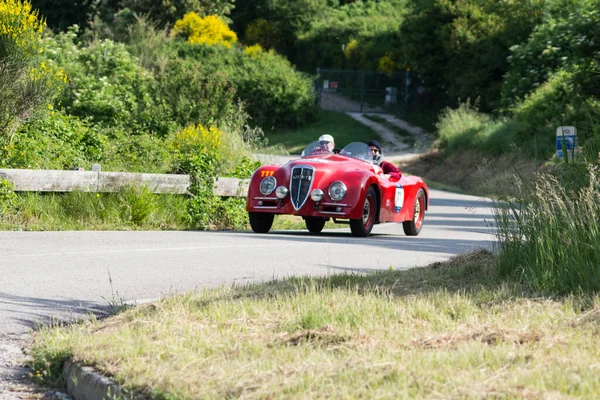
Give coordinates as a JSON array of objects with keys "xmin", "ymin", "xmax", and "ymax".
[
  {"xmin": 249, "ymin": 212, "xmax": 274, "ymax": 233},
  {"xmin": 350, "ymin": 187, "xmax": 377, "ymax": 237},
  {"xmin": 305, "ymin": 217, "xmax": 326, "ymax": 233},
  {"xmin": 403, "ymin": 188, "xmax": 425, "ymax": 236}
]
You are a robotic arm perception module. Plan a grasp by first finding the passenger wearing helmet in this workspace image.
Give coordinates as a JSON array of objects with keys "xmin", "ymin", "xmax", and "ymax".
[{"xmin": 367, "ymin": 140, "xmax": 402, "ymax": 180}]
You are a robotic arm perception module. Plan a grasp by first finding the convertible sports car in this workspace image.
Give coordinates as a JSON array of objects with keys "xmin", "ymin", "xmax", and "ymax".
[{"xmin": 246, "ymin": 141, "xmax": 429, "ymax": 237}]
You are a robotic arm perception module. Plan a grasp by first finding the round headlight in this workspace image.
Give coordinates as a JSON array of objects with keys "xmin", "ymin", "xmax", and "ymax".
[
  {"xmin": 311, "ymin": 188, "xmax": 324, "ymax": 202},
  {"xmin": 275, "ymin": 186, "xmax": 288, "ymax": 199},
  {"xmin": 260, "ymin": 176, "xmax": 277, "ymax": 195},
  {"xmin": 329, "ymin": 181, "xmax": 347, "ymax": 201}
]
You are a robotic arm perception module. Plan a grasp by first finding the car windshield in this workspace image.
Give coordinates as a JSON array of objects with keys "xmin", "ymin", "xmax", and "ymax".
[
  {"xmin": 301, "ymin": 141, "xmax": 333, "ymax": 157},
  {"xmin": 339, "ymin": 142, "xmax": 373, "ymax": 163}
]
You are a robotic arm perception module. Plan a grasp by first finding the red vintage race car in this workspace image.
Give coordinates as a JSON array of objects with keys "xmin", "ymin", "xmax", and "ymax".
[{"xmin": 246, "ymin": 141, "xmax": 429, "ymax": 237}]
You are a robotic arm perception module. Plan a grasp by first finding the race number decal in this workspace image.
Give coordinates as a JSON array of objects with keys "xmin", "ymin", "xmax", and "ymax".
[{"xmin": 260, "ymin": 170, "xmax": 275, "ymax": 177}]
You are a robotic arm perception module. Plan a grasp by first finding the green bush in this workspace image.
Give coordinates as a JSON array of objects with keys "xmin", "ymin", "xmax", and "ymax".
[
  {"xmin": 173, "ymin": 42, "xmax": 315, "ymax": 130},
  {"xmin": 0, "ymin": 0, "xmax": 66, "ymax": 144},
  {"xmin": 435, "ymin": 101, "xmax": 524, "ymax": 155},
  {"xmin": 4, "ymin": 112, "xmax": 104, "ymax": 170},
  {"xmin": 118, "ymin": 185, "xmax": 157, "ymax": 225},
  {"xmin": 501, "ymin": 1, "xmax": 600, "ymax": 107},
  {"xmin": 400, "ymin": 0, "xmax": 543, "ymax": 111},
  {"xmin": 0, "ymin": 179, "xmax": 18, "ymax": 216},
  {"xmin": 44, "ymin": 28, "xmax": 174, "ymax": 136}
]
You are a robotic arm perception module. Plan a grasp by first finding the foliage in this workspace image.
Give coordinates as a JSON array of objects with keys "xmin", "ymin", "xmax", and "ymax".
[
  {"xmin": 44, "ymin": 28, "xmax": 173, "ymax": 136},
  {"xmin": 170, "ymin": 123, "xmax": 222, "ymax": 174},
  {"xmin": 377, "ymin": 54, "xmax": 396, "ymax": 77},
  {"xmin": 117, "ymin": 185, "xmax": 157, "ymax": 225},
  {"xmin": 172, "ymin": 12, "xmax": 237, "ymax": 48},
  {"xmin": 243, "ymin": 18, "xmax": 279, "ymax": 50},
  {"xmin": 501, "ymin": 1, "xmax": 600, "ymax": 107},
  {"xmin": 234, "ymin": 48, "xmax": 316, "ymax": 129},
  {"xmin": 90, "ymin": 0, "xmax": 235, "ymax": 32},
  {"xmin": 243, "ymin": 43, "xmax": 264, "ymax": 58},
  {"xmin": 29, "ymin": 0, "xmax": 94, "ymax": 32},
  {"xmin": 0, "ymin": 178, "xmax": 18, "ymax": 216},
  {"xmin": 154, "ymin": 53, "xmax": 238, "ymax": 129},
  {"xmin": 0, "ymin": 0, "xmax": 66, "ymax": 144},
  {"xmin": 399, "ymin": 0, "xmax": 544, "ymax": 110},
  {"xmin": 3, "ymin": 111, "xmax": 104, "ymax": 170},
  {"xmin": 174, "ymin": 42, "xmax": 315, "ymax": 130},
  {"xmin": 228, "ymin": 156, "xmax": 262, "ymax": 179},
  {"xmin": 496, "ymin": 163, "xmax": 600, "ymax": 294},
  {"xmin": 435, "ymin": 100, "xmax": 520, "ymax": 155},
  {"xmin": 295, "ymin": 1, "xmax": 406, "ymax": 71}
]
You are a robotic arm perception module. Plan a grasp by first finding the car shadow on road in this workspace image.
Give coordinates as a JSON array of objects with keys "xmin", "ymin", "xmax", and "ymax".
[{"xmin": 236, "ymin": 230, "xmax": 495, "ymax": 256}]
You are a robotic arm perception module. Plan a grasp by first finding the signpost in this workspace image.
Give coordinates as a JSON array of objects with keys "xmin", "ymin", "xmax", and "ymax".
[{"xmin": 556, "ymin": 126, "xmax": 577, "ymax": 161}]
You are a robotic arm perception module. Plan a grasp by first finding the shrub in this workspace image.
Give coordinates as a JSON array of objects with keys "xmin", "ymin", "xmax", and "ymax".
[
  {"xmin": 244, "ymin": 18, "xmax": 279, "ymax": 50},
  {"xmin": 235, "ymin": 49, "xmax": 315, "ymax": 129},
  {"xmin": 400, "ymin": 0, "xmax": 544, "ymax": 110},
  {"xmin": 170, "ymin": 123, "xmax": 222, "ymax": 174},
  {"xmin": 118, "ymin": 185, "xmax": 157, "ymax": 226},
  {"xmin": 154, "ymin": 54, "xmax": 239, "ymax": 129},
  {"xmin": 0, "ymin": 178, "xmax": 18, "ymax": 216},
  {"xmin": 4, "ymin": 111, "xmax": 104, "ymax": 170},
  {"xmin": 173, "ymin": 42, "xmax": 315, "ymax": 130},
  {"xmin": 45, "ymin": 28, "xmax": 173, "ymax": 136},
  {"xmin": 501, "ymin": 1, "xmax": 600, "ymax": 107},
  {"xmin": 172, "ymin": 12, "xmax": 237, "ymax": 48},
  {"xmin": 0, "ymin": 0, "xmax": 66, "ymax": 143}
]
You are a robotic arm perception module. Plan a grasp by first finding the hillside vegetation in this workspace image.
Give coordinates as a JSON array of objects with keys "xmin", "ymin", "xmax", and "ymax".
[{"xmin": 1, "ymin": 0, "xmax": 600, "ymax": 293}]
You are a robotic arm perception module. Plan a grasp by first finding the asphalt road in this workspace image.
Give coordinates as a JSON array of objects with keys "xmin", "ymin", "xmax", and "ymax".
[{"xmin": 0, "ymin": 188, "xmax": 497, "ymax": 397}]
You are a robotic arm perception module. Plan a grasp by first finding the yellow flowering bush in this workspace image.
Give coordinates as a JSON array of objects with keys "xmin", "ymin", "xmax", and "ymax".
[
  {"xmin": 0, "ymin": 0, "xmax": 44, "ymax": 59},
  {"xmin": 243, "ymin": 44, "xmax": 263, "ymax": 58},
  {"xmin": 344, "ymin": 38, "xmax": 361, "ymax": 68},
  {"xmin": 172, "ymin": 123, "xmax": 222, "ymax": 157},
  {"xmin": 0, "ymin": 0, "xmax": 67, "ymax": 143},
  {"xmin": 377, "ymin": 55, "xmax": 396, "ymax": 77},
  {"xmin": 172, "ymin": 13, "xmax": 237, "ymax": 48}
]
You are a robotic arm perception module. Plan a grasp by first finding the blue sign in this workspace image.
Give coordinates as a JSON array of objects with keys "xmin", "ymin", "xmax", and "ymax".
[{"xmin": 556, "ymin": 126, "xmax": 577, "ymax": 160}]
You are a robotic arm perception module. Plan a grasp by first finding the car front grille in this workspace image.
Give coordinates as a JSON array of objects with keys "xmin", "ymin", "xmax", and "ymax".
[{"xmin": 290, "ymin": 165, "xmax": 314, "ymax": 210}]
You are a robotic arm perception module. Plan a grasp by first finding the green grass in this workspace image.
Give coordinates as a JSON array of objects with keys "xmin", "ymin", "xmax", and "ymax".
[
  {"xmin": 29, "ymin": 249, "xmax": 600, "ymax": 398},
  {"xmin": 400, "ymin": 109, "xmax": 441, "ymax": 134},
  {"xmin": 363, "ymin": 114, "xmax": 416, "ymax": 147},
  {"xmin": 495, "ymin": 162, "xmax": 600, "ymax": 294},
  {"xmin": 0, "ymin": 189, "xmax": 190, "ymax": 231},
  {"xmin": 265, "ymin": 110, "xmax": 381, "ymax": 155}
]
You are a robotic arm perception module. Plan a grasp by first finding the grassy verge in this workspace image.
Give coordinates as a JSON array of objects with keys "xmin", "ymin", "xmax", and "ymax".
[
  {"xmin": 29, "ymin": 249, "xmax": 600, "ymax": 398},
  {"xmin": 265, "ymin": 110, "xmax": 381, "ymax": 154},
  {"xmin": 0, "ymin": 189, "xmax": 190, "ymax": 231},
  {"xmin": 362, "ymin": 114, "xmax": 416, "ymax": 147}
]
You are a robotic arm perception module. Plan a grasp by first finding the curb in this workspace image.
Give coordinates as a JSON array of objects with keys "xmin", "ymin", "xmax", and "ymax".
[{"xmin": 64, "ymin": 361, "xmax": 122, "ymax": 400}]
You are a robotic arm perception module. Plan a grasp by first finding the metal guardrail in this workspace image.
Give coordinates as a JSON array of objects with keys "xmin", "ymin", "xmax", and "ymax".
[{"xmin": 0, "ymin": 169, "xmax": 249, "ymax": 197}]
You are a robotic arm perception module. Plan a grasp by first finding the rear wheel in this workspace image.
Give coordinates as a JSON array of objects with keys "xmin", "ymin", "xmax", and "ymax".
[
  {"xmin": 350, "ymin": 187, "xmax": 377, "ymax": 237},
  {"xmin": 305, "ymin": 217, "xmax": 326, "ymax": 233},
  {"xmin": 403, "ymin": 188, "xmax": 425, "ymax": 236},
  {"xmin": 249, "ymin": 212, "xmax": 274, "ymax": 233}
]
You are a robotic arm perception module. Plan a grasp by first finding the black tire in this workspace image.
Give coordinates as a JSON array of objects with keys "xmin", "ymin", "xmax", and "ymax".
[
  {"xmin": 305, "ymin": 217, "xmax": 326, "ymax": 233},
  {"xmin": 350, "ymin": 187, "xmax": 377, "ymax": 237},
  {"xmin": 249, "ymin": 212, "xmax": 274, "ymax": 233},
  {"xmin": 403, "ymin": 188, "xmax": 426, "ymax": 236}
]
